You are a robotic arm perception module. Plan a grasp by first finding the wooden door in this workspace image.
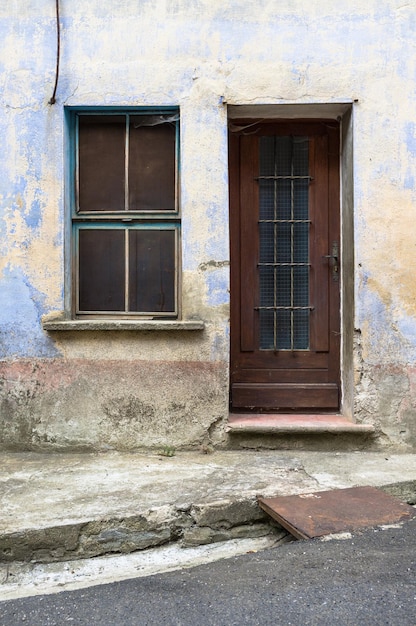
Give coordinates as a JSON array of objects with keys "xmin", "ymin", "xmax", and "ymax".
[{"xmin": 229, "ymin": 121, "xmax": 340, "ymax": 412}]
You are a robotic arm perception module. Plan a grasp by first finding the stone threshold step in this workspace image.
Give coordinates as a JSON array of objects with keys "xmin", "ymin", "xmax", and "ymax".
[{"xmin": 227, "ymin": 414, "xmax": 375, "ymax": 434}]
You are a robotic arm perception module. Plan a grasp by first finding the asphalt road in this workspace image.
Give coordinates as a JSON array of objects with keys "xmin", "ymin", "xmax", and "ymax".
[{"xmin": 1, "ymin": 518, "xmax": 415, "ymax": 626}]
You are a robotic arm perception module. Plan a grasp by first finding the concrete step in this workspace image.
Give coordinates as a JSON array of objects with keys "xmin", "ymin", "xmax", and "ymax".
[
  {"xmin": 226, "ymin": 414, "xmax": 376, "ymax": 451},
  {"xmin": 227, "ymin": 414, "xmax": 375, "ymax": 434},
  {"xmin": 1, "ymin": 450, "xmax": 416, "ymax": 565}
]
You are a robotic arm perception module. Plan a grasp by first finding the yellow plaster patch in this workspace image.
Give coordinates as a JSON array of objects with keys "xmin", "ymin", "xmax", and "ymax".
[{"xmin": 359, "ymin": 183, "xmax": 416, "ymax": 316}]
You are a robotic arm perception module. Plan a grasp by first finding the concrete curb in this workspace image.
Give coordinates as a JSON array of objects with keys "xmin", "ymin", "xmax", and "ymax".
[
  {"xmin": 0, "ymin": 497, "xmax": 285, "ymax": 564},
  {"xmin": 1, "ymin": 451, "xmax": 416, "ymax": 566},
  {"xmin": 1, "ymin": 481, "xmax": 415, "ymax": 565}
]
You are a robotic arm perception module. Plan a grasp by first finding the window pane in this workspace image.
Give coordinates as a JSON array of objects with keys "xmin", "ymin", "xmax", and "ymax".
[
  {"xmin": 78, "ymin": 229, "xmax": 125, "ymax": 311},
  {"xmin": 129, "ymin": 230, "xmax": 175, "ymax": 313},
  {"xmin": 128, "ymin": 117, "xmax": 176, "ymax": 211},
  {"xmin": 78, "ymin": 116, "xmax": 125, "ymax": 212}
]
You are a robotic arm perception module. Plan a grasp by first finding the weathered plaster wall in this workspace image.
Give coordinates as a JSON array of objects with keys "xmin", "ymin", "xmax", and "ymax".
[{"xmin": 1, "ymin": 1, "xmax": 416, "ymax": 449}]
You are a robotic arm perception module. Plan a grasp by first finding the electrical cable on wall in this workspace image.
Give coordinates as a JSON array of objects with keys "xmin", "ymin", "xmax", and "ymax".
[{"xmin": 49, "ymin": 0, "xmax": 60, "ymax": 104}]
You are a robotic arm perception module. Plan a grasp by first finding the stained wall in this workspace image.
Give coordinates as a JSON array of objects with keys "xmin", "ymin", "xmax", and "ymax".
[{"xmin": 1, "ymin": 1, "xmax": 416, "ymax": 450}]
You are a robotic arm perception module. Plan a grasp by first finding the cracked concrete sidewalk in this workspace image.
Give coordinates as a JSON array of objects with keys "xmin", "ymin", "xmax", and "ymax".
[{"xmin": 1, "ymin": 450, "xmax": 416, "ymax": 566}]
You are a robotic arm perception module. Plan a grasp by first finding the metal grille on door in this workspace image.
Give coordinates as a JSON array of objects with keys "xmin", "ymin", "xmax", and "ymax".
[{"xmin": 257, "ymin": 136, "xmax": 311, "ymax": 351}]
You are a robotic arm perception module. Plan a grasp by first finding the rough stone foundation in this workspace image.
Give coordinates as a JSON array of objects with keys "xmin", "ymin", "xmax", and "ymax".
[
  {"xmin": 0, "ymin": 499, "xmax": 286, "ymax": 564},
  {"xmin": 0, "ymin": 359, "xmax": 228, "ymax": 451}
]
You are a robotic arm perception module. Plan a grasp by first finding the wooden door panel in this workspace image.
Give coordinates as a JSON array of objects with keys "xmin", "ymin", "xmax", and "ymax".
[
  {"xmin": 233, "ymin": 350, "xmax": 329, "ymax": 369},
  {"xmin": 232, "ymin": 383, "xmax": 339, "ymax": 409},
  {"xmin": 235, "ymin": 369, "xmax": 334, "ymax": 384}
]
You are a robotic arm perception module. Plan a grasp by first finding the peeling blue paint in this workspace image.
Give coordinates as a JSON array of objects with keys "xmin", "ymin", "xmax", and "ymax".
[
  {"xmin": 206, "ymin": 268, "xmax": 229, "ymax": 307},
  {"xmin": 181, "ymin": 218, "xmax": 201, "ymax": 271},
  {"xmin": 9, "ymin": 177, "xmax": 41, "ymax": 231},
  {"xmin": 25, "ymin": 198, "xmax": 42, "ymax": 230},
  {"xmin": 0, "ymin": 176, "xmax": 45, "ymax": 243},
  {"xmin": 206, "ymin": 202, "xmax": 229, "ymax": 260},
  {"xmin": 357, "ymin": 276, "xmax": 416, "ymax": 363},
  {"xmin": 404, "ymin": 169, "xmax": 415, "ymax": 191},
  {"xmin": 397, "ymin": 314, "xmax": 416, "ymax": 355},
  {"xmin": 0, "ymin": 267, "xmax": 60, "ymax": 358},
  {"xmin": 405, "ymin": 122, "xmax": 416, "ymax": 157}
]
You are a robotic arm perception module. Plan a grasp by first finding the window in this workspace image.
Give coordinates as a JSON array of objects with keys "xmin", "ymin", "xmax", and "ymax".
[{"xmin": 70, "ymin": 109, "xmax": 180, "ymax": 318}]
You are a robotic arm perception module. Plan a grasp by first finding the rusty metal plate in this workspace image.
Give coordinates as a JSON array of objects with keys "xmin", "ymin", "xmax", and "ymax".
[{"xmin": 258, "ymin": 486, "xmax": 416, "ymax": 540}]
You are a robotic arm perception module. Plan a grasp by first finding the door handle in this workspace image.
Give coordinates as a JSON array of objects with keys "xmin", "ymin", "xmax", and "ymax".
[{"xmin": 323, "ymin": 241, "xmax": 339, "ymax": 281}]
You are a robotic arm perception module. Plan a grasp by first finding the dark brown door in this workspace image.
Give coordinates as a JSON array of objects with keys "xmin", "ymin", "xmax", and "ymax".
[{"xmin": 229, "ymin": 121, "xmax": 340, "ymax": 412}]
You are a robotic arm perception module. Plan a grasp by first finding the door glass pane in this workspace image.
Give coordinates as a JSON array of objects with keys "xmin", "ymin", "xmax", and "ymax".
[
  {"xmin": 78, "ymin": 229, "xmax": 125, "ymax": 311},
  {"xmin": 78, "ymin": 116, "xmax": 126, "ymax": 212},
  {"xmin": 129, "ymin": 116, "xmax": 176, "ymax": 212},
  {"xmin": 128, "ymin": 229, "xmax": 175, "ymax": 313},
  {"xmin": 258, "ymin": 136, "xmax": 310, "ymax": 350}
]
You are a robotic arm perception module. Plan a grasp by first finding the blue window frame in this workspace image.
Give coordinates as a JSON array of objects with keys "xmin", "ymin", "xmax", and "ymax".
[{"xmin": 68, "ymin": 108, "xmax": 180, "ymax": 318}]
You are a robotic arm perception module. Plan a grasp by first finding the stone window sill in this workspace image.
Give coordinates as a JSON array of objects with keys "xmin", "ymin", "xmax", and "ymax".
[{"xmin": 42, "ymin": 317, "xmax": 205, "ymax": 332}]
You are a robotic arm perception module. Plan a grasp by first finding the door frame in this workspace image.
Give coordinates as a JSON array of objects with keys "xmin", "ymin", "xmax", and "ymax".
[{"xmin": 227, "ymin": 106, "xmax": 354, "ymax": 416}]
